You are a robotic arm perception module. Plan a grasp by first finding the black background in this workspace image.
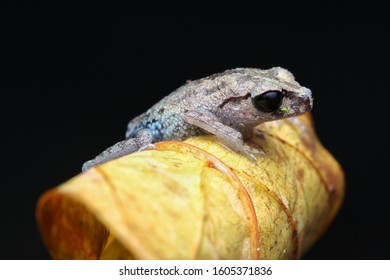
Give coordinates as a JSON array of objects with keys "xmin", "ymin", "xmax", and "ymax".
[{"xmin": 2, "ymin": 4, "xmax": 389, "ymax": 259}]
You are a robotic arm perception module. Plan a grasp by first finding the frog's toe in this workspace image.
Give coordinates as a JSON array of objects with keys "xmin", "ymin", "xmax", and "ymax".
[{"xmin": 242, "ymin": 145, "xmax": 265, "ymax": 162}]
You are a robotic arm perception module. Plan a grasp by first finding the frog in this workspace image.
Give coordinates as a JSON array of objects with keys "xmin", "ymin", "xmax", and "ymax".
[{"xmin": 82, "ymin": 67, "xmax": 313, "ymax": 171}]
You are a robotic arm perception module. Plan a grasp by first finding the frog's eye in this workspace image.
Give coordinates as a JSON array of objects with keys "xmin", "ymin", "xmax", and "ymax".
[{"xmin": 251, "ymin": 90, "xmax": 284, "ymax": 113}]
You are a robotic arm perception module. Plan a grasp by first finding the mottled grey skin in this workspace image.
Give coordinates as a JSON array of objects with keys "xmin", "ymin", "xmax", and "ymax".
[{"xmin": 82, "ymin": 67, "xmax": 313, "ymax": 171}]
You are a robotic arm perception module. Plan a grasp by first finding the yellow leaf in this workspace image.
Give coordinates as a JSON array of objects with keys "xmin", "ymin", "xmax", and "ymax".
[{"xmin": 36, "ymin": 113, "xmax": 344, "ymax": 259}]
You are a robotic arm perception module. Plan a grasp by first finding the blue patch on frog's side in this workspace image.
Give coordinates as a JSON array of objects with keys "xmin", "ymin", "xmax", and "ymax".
[{"xmin": 126, "ymin": 119, "xmax": 163, "ymax": 142}]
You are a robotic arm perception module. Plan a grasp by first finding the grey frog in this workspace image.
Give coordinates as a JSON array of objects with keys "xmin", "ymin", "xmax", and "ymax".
[{"xmin": 82, "ymin": 67, "xmax": 313, "ymax": 171}]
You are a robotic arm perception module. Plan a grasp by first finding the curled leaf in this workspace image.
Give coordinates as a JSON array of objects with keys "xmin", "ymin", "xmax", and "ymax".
[{"xmin": 36, "ymin": 113, "xmax": 344, "ymax": 259}]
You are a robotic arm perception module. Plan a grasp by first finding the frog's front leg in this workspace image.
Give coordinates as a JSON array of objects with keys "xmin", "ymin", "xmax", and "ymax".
[
  {"xmin": 82, "ymin": 129, "xmax": 153, "ymax": 171},
  {"xmin": 183, "ymin": 109, "xmax": 257, "ymax": 161}
]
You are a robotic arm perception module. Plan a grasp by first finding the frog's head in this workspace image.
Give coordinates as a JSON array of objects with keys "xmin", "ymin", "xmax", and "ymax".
[
  {"xmin": 249, "ymin": 67, "xmax": 313, "ymax": 119},
  {"xmin": 214, "ymin": 67, "xmax": 313, "ymax": 128}
]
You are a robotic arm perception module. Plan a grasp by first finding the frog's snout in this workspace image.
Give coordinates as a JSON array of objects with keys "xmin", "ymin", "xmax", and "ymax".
[
  {"xmin": 281, "ymin": 87, "xmax": 313, "ymax": 117},
  {"xmin": 302, "ymin": 95, "xmax": 313, "ymax": 113},
  {"xmin": 295, "ymin": 89, "xmax": 313, "ymax": 114},
  {"xmin": 303, "ymin": 87, "xmax": 313, "ymax": 111}
]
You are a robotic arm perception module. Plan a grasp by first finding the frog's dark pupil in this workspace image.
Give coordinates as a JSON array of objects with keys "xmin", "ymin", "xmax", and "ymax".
[{"xmin": 252, "ymin": 90, "xmax": 283, "ymax": 113}]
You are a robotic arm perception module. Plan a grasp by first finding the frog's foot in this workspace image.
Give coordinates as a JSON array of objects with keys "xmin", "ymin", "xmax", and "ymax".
[
  {"xmin": 241, "ymin": 145, "xmax": 265, "ymax": 162},
  {"xmin": 138, "ymin": 143, "xmax": 156, "ymax": 151}
]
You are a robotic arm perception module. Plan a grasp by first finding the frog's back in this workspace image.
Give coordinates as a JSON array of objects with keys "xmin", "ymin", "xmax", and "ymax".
[
  {"xmin": 125, "ymin": 68, "xmax": 257, "ymax": 141},
  {"xmin": 125, "ymin": 81, "xmax": 205, "ymax": 141}
]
